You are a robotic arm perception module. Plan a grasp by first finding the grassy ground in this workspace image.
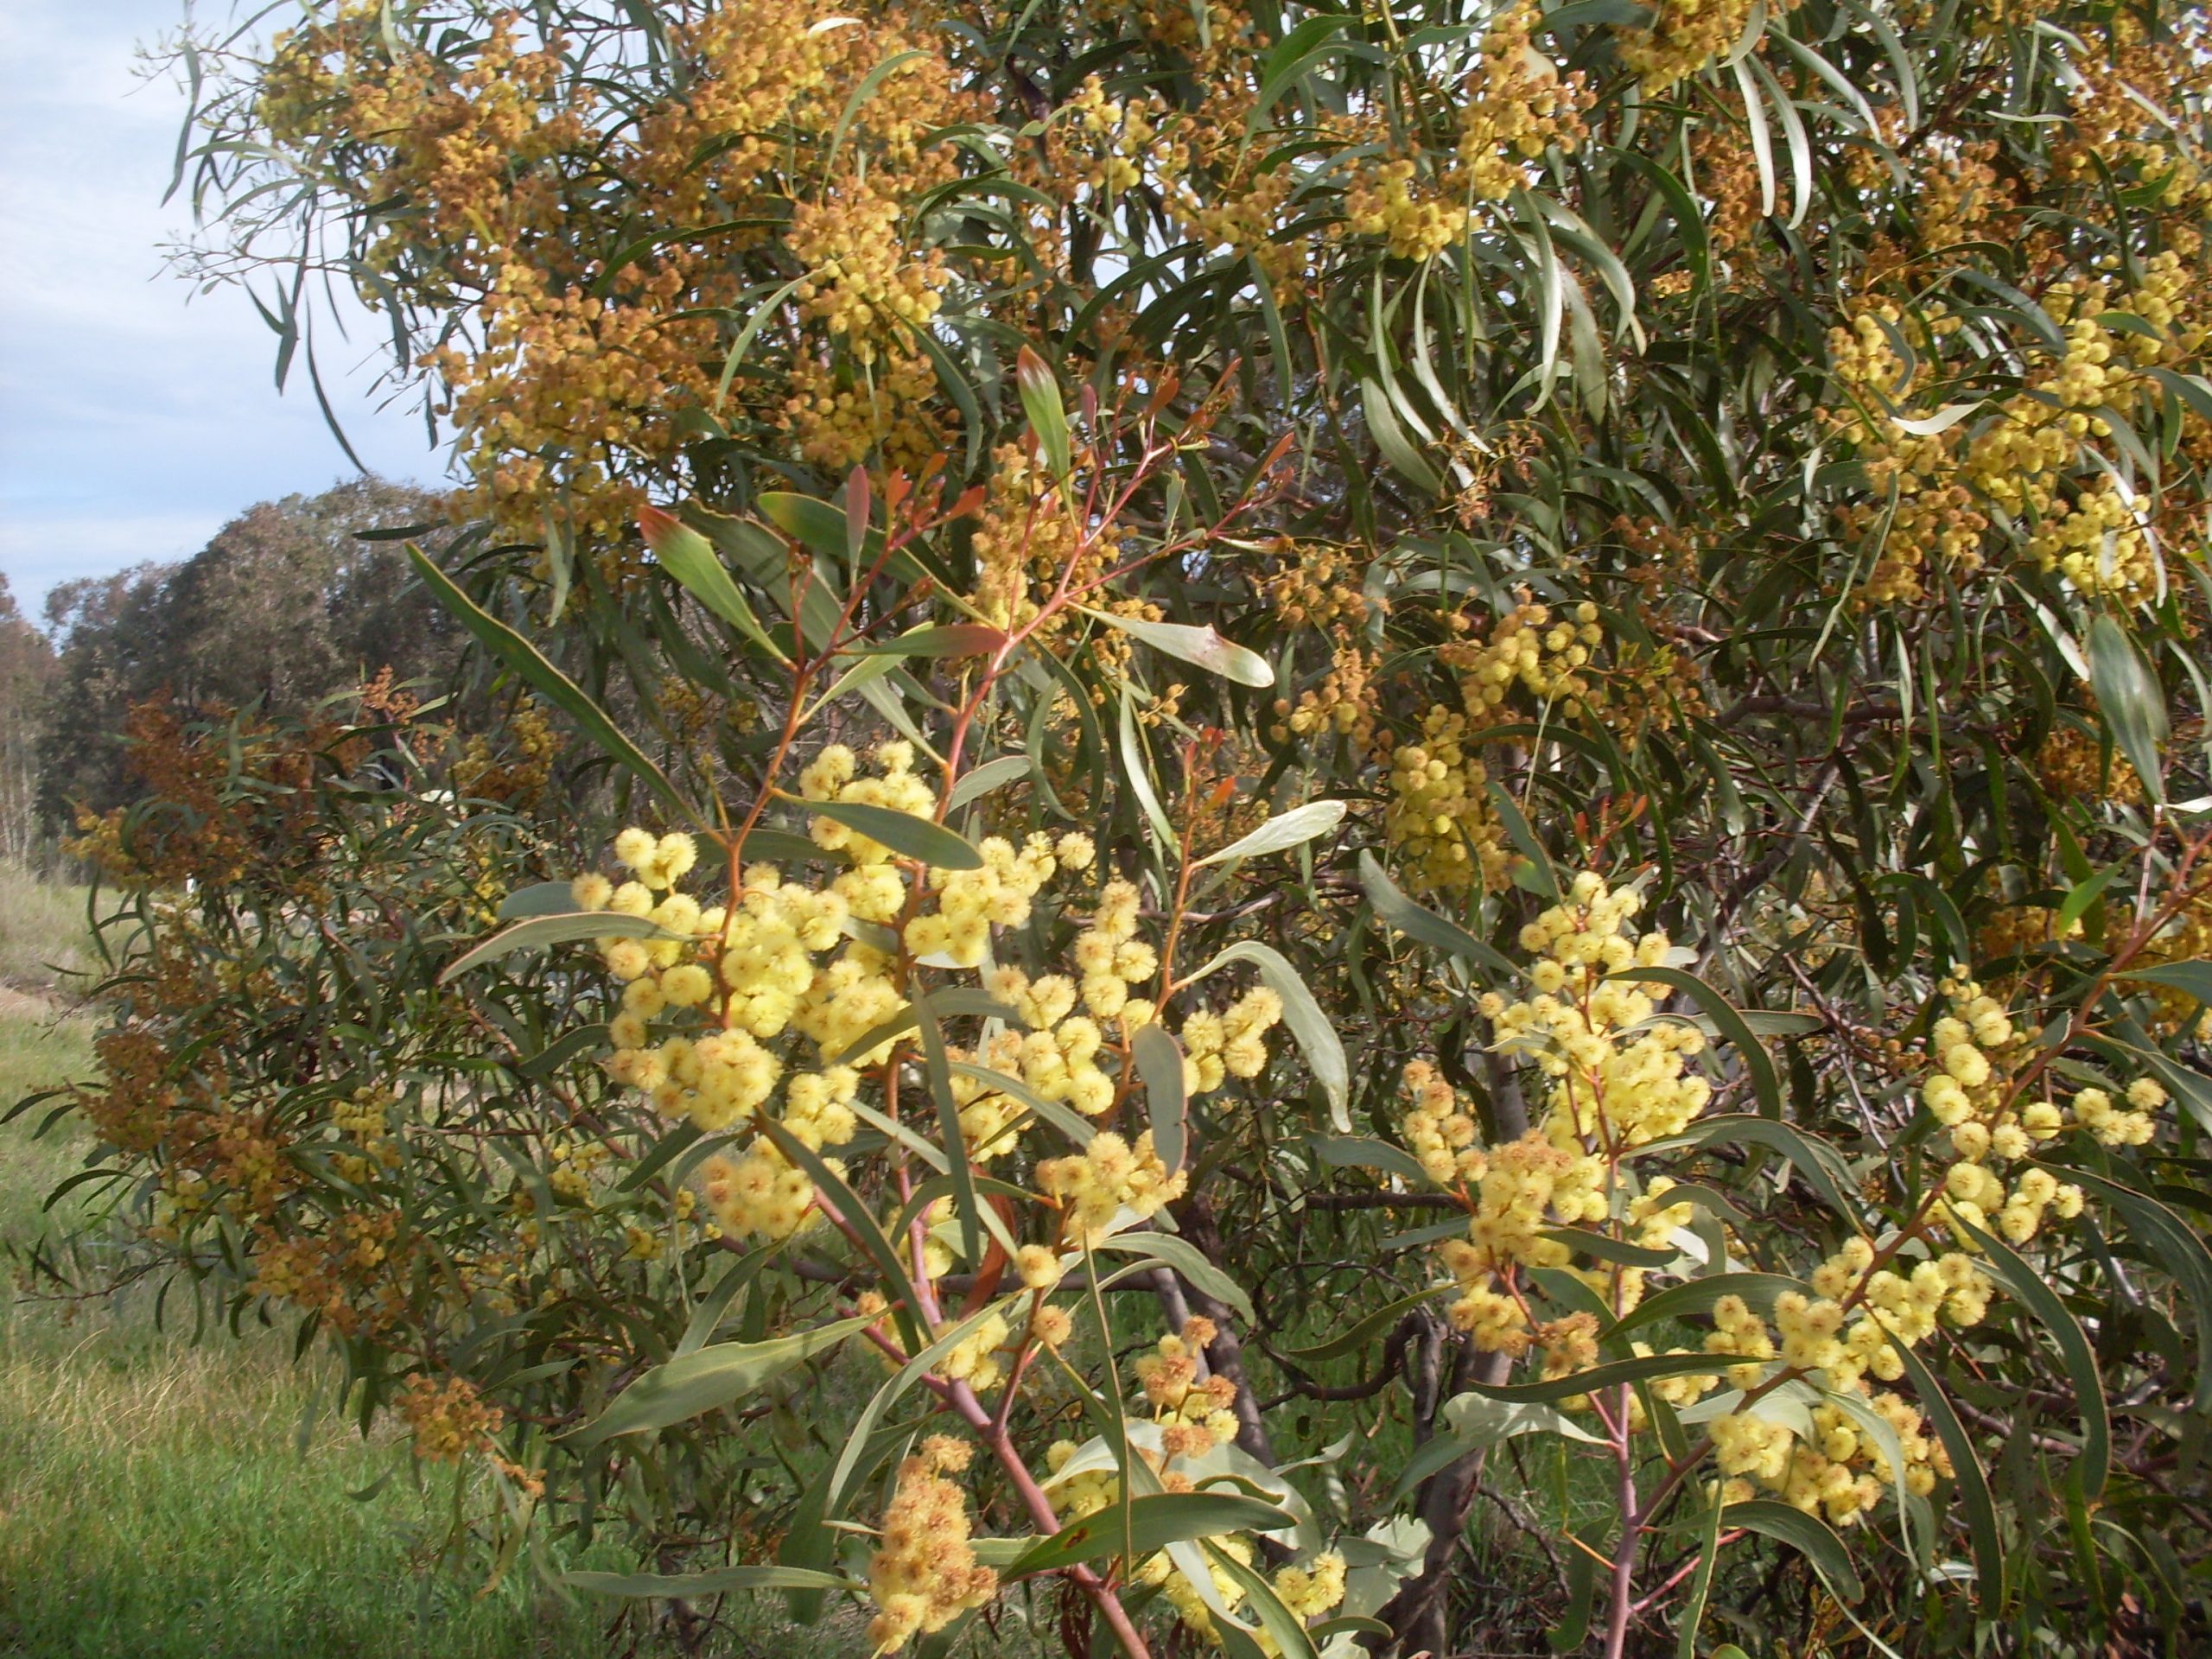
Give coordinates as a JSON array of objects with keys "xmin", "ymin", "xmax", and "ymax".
[{"xmin": 0, "ymin": 873, "xmax": 620, "ymax": 1659}]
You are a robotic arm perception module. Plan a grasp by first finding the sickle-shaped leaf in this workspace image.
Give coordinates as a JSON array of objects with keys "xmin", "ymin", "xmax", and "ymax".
[
  {"xmin": 1091, "ymin": 1232, "xmax": 1255, "ymax": 1325},
  {"xmin": 1194, "ymin": 800, "xmax": 1348, "ymax": 867},
  {"xmin": 1357, "ymin": 851, "xmax": 1518, "ymax": 979},
  {"xmin": 1133, "ymin": 1023, "xmax": 1188, "ymax": 1173},
  {"xmin": 407, "ymin": 543, "xmax": 694, "ymax": 823},
  {"xmin": 439, "ymin": 912, "xmax": 677, "ymax": 984},
  {"xmin": 800, "ymin": 798, "xmax": 984, "ymax": 870},
  {"xmin": 1185, "ymin": 941, "xmax": 1347, "ymax": 1129},
  {"xmin": 639, "ymin": 505, "xmax": 787, "ymax": 663},
  {"xmin": 2088, "ymin": 615, "xmax": 2168, "ymax": 804},
  {"xmin": 1953, "ymin": 1215, "xmax": 2109, "ymax": 1500},
  {"xmin": 568, "ymin": 1315, "xmax": 875, "ymax": 1444},
  {"xmin": 1082, "ymin": 609, "xmax": 1274, "ymax": 687},
  {"xmin": 1006, "ymin": 1492, "xmax": 1294, "ymax": 1579},
  {"xmin": 1721, "ymin": 1500, "xmax": 1863, "ymax": 1604},
  {"xmin": 1636, "ymin": 1115, "xmax": 1857, "ymax": 1217}
]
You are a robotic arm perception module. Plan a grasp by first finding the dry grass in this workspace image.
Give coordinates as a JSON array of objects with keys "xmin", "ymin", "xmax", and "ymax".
[{"xmin": 0, "ymin": 861, "xmax": 96, "ymax": 994}]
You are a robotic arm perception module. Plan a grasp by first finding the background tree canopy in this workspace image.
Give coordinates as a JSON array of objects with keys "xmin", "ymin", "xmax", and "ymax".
[
  {"xmin": 30, "ymin": 476, "xmax": 458, "ymax": 829},
  {"xmin": 31, "ymin": 1, "xmax": 2212, "ymax": 1655}
]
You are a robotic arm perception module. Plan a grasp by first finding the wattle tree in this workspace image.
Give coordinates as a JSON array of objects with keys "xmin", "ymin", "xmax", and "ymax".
[{"xmin": 36, "ymin": 2, "xmax": 2212, "ymax": 1652}]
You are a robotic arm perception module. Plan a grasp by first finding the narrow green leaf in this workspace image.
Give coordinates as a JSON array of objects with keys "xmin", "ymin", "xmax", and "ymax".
[
  {"xmin": 1608, "ymin": 1272, "xmax": 1805, "ymax": 1343},
  {"xmin": 912, "ymin": 994, "xmax": 983, "ymax": 1265},
  {"xmin": 1361, "ymin": 378, "xmax": 1444, "ymax": 494},
  {"xmin": 1133, "ymin": 1024, "xmax": 1188, "ymax": 1173},
  {"xmin": 1084, "ymin": 610, "xmax": 1274, "ymax": 687},
  {"xmin": 1309, "ymin": 1134, "xmax": 1432, "ymax": 1186},
  {"xmin": 1185, "ymin": 940, "xmax": 1347, "ymax": 1129},
  {"xmin": 1463, "ymin": 1351, "xmax": 1734, "ymax": 1405},
  {"xmin": 639, "ymin": 505, "xmax": 788, "ymax": 663},
  {"xmin": 567, "ymin": 1565, "xmax": 856, "ymax": 1598},
  {"xmin": 1007, "ymin": 1492, "xmax": 1294, "ymax": 1578},
  {"xmin": 497, "ymin": 880, "xmax": 585, "ymax": 920},
  {"xmin": 1953, "ymin": 1216, "xmax": 2109, "ymax": 1500},
  {"xmin": 1357, "ymin": 851, "xmax": 1517, "ymax": 979},
  {"xmin": 946, "ymin": 754, "xmax": 1031, "ymax": 813},
  {"xmin": 801, "ymin": 798, "xmax": 984, "ymax": 870},
  {"xmin": 2088, "ymin": 615, "xmax": 2168, "ymax": 804},
  {"xmin": 2050, "ymin": 1165, "xmax": 2212, "ymax": 1410},
  {"xmin": 439, "ymin": 912, "xmax": 675, "ymax": 985},
  {"xmin": 407, "ymin": 543, "xmax": 693, "ymax": 823},
  {"xmin": 1281, "ymin": 1287, "xmax": 1450, "ymax": 1367},
  {"xmin": 1394, "ymin": 1395, "xmax": 1603, "ymax": 1498},
  {"xmin": 759, "ymin": 493, "xmax": 848, "ymax": 562},
  {"xmin": 1015, "ymin": 345, "xmax": 1072, "ymax": 480},
  {"xmin": 1092, "ymin": 1232, "xmax": 1255, "ymax": 1326},
  {"xmin": 1119, "ymin": 690, "xmax": 1179, "ymax": 849},
  {"xmin": 1205, "ymin": 1541, "xmax": 1322, "ymax": 1659},
  {"xmin": 1885, "ymin": 1336, "xmax": 2005, "ymax": 1603},
  {"xmin": 2118, "ymin": 960, "xmax": 2212, "ymax": 1007},
  {"xmin": 1636, "ymin": 1115, "xmax": 1857, "ymax": 1217},
  {"xmin": 1193, "ymin": 800, "xmax": 1348, "ymax": 868}
]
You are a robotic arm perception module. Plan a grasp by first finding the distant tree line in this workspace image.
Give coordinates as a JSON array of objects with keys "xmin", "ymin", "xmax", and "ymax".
[{"xmin": 0, "ymin": 476, "xmax": 461, "ymax": 861}]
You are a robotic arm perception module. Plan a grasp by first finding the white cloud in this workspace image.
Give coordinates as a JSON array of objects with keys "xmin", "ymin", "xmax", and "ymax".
[{"xmin": 0, "ymin": 0, "xmax": 445, "ymax": 609}]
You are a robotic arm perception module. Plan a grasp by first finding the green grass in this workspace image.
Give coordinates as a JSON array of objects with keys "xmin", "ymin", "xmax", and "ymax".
[
  {"xmin": 0, "ymin": 918, "xmax": 626, "ymax": 1657},
  {"xmin": 0, "ymin": 885, "xmax": 890, "ymax": 1659}
]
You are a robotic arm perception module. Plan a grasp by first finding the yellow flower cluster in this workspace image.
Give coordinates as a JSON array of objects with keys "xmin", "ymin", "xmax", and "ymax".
[
  {"xmin": 1071, "ymin": 877, "xmax": 1160, "ymax": 1021},
  {"xmin": 1343, "ymin": 156, "xmax": 1470, "ymax": 263},
  {"xmin": 1037, "ymin": 1130, "xmax": 1188, "ymax": 1244},
  {"xmin": 1915, "ymin": 976, "xmax": 2103, "ymax": 1243},
  {"xmin": 1708, "ymin": 1390, "xmax": 1952, "ymax": 1524},
  {"xmin": 1616, "ymin": 0, "xmax": 1769, "ymax": 95},
  {"xmin": 1487, "ymin": 875, "xmax": 1707, "ymax": 1147},
  {"xmin": 1403, "ymin": 1058, "xmax": 1483, "ymax": 1186},
  {"xmin": 780, "ymin": 345, "xmax": 944, "ymax": 474},
  {"xmin": 1444, "ymin": 601, "xmax": 1607, "ymax": 721},
  {"xmin": 1178, "ymin": 986, "xmax": 1283, "ymax": 1094},
  {"xmin": 2037, "ymin": 721, "xmax": 2143, "ymax": 807},
  {"xmin": 1046, "ymin": 1325, "xmax": 1347, "ymax": 1655},
  {"xmin": 1384, "ymin": 707, "xmax": 1510, "ymax": 893},
  {"xmin": 865, "ymin": 1435, "xmax": 999, "ymax": 1654},
  {"xmin": 578, "ymin": 745, "xmax": 1053, "ymax": 1243},
  {"xmin": 398, "ymin": 1372, "xmax": 504, "ymax": 1464},
  {"xmin": 1136, "ymin": 1320, "xmax": 1243, "ymax": 1459},
  {"xmin": 791, "ymin": 184, "xmax": 950, "ymax": 361},
  {"xmin": 1424, "ymin": 874, "xmax": 1702, "ymax": 1352},
  {"xmin": 1062, "ymin": 75, "xmax": 1187, "ymax": 196},
  {"xmin": 1456, "ymin": 3, "xmax": 1593, "ymax": 200}
]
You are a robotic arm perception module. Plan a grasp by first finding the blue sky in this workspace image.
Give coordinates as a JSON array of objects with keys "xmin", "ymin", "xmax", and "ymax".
[{"xmin": 0, "ymin": 0, "xmax": 446, "ymax": 615}]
